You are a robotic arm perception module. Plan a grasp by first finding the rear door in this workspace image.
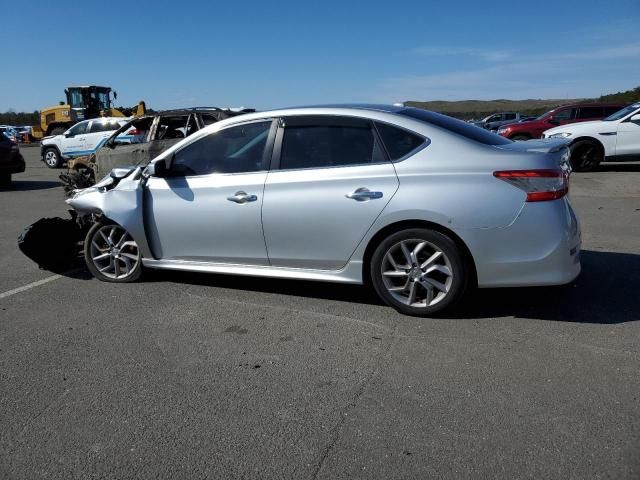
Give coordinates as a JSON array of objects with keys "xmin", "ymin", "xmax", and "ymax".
[{"xmin": 261, "ymin": 115, "xmax": 399, "ymax": 270}]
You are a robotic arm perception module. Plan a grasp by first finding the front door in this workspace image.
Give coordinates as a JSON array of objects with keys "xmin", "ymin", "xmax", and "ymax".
[
  {"xmin": 144, "ymin": 119, "xmax": 275, "ymax": 264},
  {"xmin": 262, "ymin": 115, "xmax": 399, "ymax": 270},
  {"xmin": 615, "ymin": 115, "xmax": 640, "ymax": 157}
]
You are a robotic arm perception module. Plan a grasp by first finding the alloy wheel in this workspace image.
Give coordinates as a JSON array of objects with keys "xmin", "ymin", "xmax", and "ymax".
[
  {"xmin": 45, "ymin": 150, "xmax": 59, "ymax": 167},
  {"xmin": 380, "ymin": 239, "xmax": 453, "ymax": 308},
  {"xmin": 89, "ymin": 225, "xmax": 140, "ymax": 280}
]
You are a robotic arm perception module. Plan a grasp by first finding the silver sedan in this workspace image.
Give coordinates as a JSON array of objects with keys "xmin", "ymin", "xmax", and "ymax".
[{"xmin": 67, "ymin": 105, "xmax": 581, "ymax": 316}]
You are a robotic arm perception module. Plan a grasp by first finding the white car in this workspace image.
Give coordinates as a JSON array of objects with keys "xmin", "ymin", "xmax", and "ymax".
[
  {"xmin": 543, "ymin": 102, "xmax": 640, "ymax": 171},
  {"xmin": 41, "ymin": 117, "xmax": 129, "ymax": 168}
]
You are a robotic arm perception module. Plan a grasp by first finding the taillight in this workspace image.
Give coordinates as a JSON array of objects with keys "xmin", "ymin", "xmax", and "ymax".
[
  {"xmin": 128, "ymin": 128, "xmax": 140, "ymax": 136},
  {"xmin": 493, "ymin": 169, "xmax": 568, "ymax": 202}
]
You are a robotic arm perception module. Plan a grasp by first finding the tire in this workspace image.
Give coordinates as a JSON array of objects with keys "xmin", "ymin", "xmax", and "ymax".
[
  {"xmin": 43, "ymin": 147, "xmax": 62, "ymax": 168},
  {"xmin": 50, "ymin": 127, "xmax": 66, "ymax": 136},
  {"xmin": 370, "ymin": 228, "xmax": 468, "ymax": 316},
  {"xmin": 570, "ymin": 139, "xmax": 603, "ymax": 172},
  {"xmin": 511, "ymin": 134, "xmax": 530, "ymax": 141},
  {"xmin": 84, "ymin": 222, "xmax": 143, "ymax": 283},
  {"xmin": 0, "ymin": 173, "xmax": 11, "ymax": 185}
]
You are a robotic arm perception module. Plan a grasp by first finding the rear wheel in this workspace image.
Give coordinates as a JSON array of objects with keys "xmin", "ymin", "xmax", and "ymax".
[
  {"xmin": 370, "ymin": 229, "xmax": 467, "ymax": 316},
  {"xmin": 43, "ymin": 148, "xmax": 61, "ymax": 168},
  {"xmin": 84, "ymin": 223, "xmax": 143, "ymax": 282},
  {"xmin": 570, "ymin": 139, "xmax": 603, "ymax": 172},
  {"xmin": 0, "ymin": 173, "xmax": 10, "ymax": 185}
]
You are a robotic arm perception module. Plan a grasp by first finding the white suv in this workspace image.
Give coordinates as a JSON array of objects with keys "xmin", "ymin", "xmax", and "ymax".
[
  {"xmin": 41, "ymin": 117, "xmax": 129, "ymax": 168},
  {"xmin": 543, "ymin": 102, "xmax": 640, "ymax": 171}
]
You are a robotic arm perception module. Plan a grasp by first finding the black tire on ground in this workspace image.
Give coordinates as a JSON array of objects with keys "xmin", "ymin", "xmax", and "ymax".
[
  {"xmin": 84, "ymin": 222, "xmax": 143, "ymax": 283},
  {"xmin": 570, "ymin": 139, "xmax": 603, "ymax": 172},
  {"xmin": 370, "ymin": 228, "xmax": 468, "ymax": 317},
  {"xmin": 511, "ymin": 134, "xmax": 530, "ymax": 141},
  {"xmin": 49, "ymin": 127, "xmax": 66, "ymax": 136},
  {"xmin": 43, "ymin": 147, "xmax": 62, "ymax": 168},
  {"xmin": 0, "ymin": 173, "xmax": 11, "ymax": 185}
]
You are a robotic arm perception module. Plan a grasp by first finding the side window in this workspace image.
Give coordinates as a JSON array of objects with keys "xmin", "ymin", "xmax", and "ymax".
[
  {"xmin": 603, "ymin": 106, "xmax": 622, "ymax": 116},
  {"xmin": 171, "ymin": 121, "xmax": 271, "ymax": 176},
  {"xmin": 68, "ymin": 122, "xmax": 88, "ymax": 136},
  {"xmin": 504, "ymin": 113, "xmax": 517, "ymax": 120},
  {"xmin": 279, "ymin": 116, "xmax": 385, "ymax": 170},
  {"xmin": 154, "ymin": 115, "xmax": 189, "ymax": 140},
  {"xmin": 578, "ymin": 107, "xmax": 603, "ymax": 119},
  {"xmin": 89, "ymin": 121, "xmax": 109, "ymax": 133},
  {"xmin": 374, "ymin": 122, "xmax": 425, "ymax": 161},
  {"xmin": 200, "ymin": 114, "xmax": 219, "ymax": 126},
  {"xmin": 552, "ymin": 108, "xmax": 576, "ymax": 122},
  {"xmin": 185, "ymin": 114, "xmax": 199, "ymax": 137}
]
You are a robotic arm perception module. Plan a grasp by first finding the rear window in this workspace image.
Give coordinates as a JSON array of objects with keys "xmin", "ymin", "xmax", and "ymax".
[
  {"xmin": 399, "ymin": 108, "xmax": 512, "ymax": 146},
  {"xmin": 374, "ymin": 122, "xmax": 425, "ymax": 160}
]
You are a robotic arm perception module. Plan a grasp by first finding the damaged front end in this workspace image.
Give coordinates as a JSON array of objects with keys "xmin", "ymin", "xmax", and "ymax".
[
  {"xmin": 65, "ymin": 167, "xmax": 153, "ymax": 258},
  {"xmin": 18, "ymin": 166, "xmax": 152, "ymax": 272}
]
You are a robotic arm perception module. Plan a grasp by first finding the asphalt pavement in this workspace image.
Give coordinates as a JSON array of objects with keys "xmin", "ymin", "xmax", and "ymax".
[{"xmin": 1, "ymin": 146, "xmax": 639, "ymax": 479}]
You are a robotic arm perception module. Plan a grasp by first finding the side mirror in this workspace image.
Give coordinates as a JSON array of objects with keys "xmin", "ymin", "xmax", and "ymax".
[
  {"xmin": 548, "ymin": 116, "xmax": 560, "ymax": 125},
  {"xmin": 110, "ymin": 167, "xmax": 135, "ymax": 180},
  {"xmin": 145, "ymin": 158, "xmax": 169, "ymax": 177},
  {"xmin": 65, "ymin": 133, "xmax": 73, "ymax": 138},
  {"xmin": 629, "ymin": 113, "xmax": 640, "ymax": 122}
]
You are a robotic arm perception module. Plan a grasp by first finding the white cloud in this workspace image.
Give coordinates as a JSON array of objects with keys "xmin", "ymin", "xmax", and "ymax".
[{"xmin": 411, "ymin": 46, "xmax": 512, "ymax": 62}]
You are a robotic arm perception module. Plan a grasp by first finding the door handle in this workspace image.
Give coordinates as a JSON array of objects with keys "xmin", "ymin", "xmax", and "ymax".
[
  {"xmin": 227, "ymin": 191, "xmax": 258, "ymax": 204},
  {"xmin": 345, "ymin": 187, "xmax": 383, "ymax": 201}
]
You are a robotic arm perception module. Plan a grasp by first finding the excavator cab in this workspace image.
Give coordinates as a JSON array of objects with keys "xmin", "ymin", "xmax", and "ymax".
[{"xmin": 64, "ymin": 86, "xmax": 114, "ymax": 121}]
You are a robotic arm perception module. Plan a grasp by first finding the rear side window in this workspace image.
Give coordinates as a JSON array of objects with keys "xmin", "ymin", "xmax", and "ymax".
[
  {"xmin": 280, "ymin": 116, "xmax": 386, "ymax": 170},
  {"xmin": 578, "ymin": 106, "xmax": 603, "ymax": 119},
  {"xmin": 374, "ymin": 122, "xmax": 425, "ymax": 160},
  {"xmin": 399, "ymin": 108, "xmax": 512, "ymax": 146}
]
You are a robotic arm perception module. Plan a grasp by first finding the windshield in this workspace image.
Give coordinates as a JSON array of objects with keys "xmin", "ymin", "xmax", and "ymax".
[
  {"xmin": 603, "ymin": 103, "xmax": 640, "ymax": 121},
  {"xmin": 400, "ymin": 108, "xmax": 512, "ymax": 146}
]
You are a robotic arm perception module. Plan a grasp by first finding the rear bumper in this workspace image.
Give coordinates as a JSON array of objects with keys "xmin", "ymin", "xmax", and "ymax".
[
  {"xmin": 0, "ymin": 153, "xmax": 26, "ymax": 174},
  {"xmin": 463, "ymin": 197, "xmax": 581, "ymax": 288}
]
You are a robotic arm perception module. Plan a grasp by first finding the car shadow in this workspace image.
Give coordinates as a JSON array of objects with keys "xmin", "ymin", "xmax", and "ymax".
[
  {"xmin": 150, "ymin": 250, "xmax": 639, "ymax": 324},
  {"xmin": 0, "ymin": 180, "xmax": 61, "ymax": 191}
]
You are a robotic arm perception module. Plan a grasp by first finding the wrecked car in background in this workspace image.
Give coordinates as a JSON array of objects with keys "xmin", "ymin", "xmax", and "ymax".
[{"xmin": 61, "ymin": 107, "xmax": 254, "ymax": 192}]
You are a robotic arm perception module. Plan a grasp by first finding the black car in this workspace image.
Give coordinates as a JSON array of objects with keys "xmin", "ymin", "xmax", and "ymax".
[{"xmin": 0, "ymin": 133, "xmax": 25, "ymax": 185}]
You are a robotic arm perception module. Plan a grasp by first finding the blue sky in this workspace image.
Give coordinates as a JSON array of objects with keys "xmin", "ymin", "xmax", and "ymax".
[{"xmin": 2, "ymin": 0, "xmax": 639, "ymax": 111}]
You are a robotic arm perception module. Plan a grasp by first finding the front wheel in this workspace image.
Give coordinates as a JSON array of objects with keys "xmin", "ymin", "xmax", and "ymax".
[
  {"xmin": 570, "ymin": 140, "xmax": 603, "ymax": 172},
  {"xmin": 0, "ymin": 173, "xmax": 11, "ymax": 185},
  {"xmin": 370, "ymin": 229, "xmax": 468, "ymax": 316},
  {"xmin": 43, "ymin": 148, "xmax": 62, "ymax": 168},
  {"xmin": 511, "ymin": 134, "xmax": 530, "ymax": 141},
  {"xmin": 84, "ymin": 223, "xmax": 143, "ymax": 282}
]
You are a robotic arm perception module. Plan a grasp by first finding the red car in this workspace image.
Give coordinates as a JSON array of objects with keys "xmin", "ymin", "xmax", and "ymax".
[{"xmin": 496, "ymin": 103, "xmax": 625, "ymax": 140}]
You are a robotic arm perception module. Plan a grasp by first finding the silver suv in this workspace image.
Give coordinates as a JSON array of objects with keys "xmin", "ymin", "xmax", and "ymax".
[{"xmin": 67, "ymin": 105, "xmax": 581, "ymax": 316}]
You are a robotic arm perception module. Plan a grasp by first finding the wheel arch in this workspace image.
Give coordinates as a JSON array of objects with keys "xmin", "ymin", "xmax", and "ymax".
[
  {"xmin": 361, "ymin": 219, "xmax": 478, "ymax": 287},
  {"xmin": 570, "ymin": 135, "xmax": 605, "ymax": 152}
]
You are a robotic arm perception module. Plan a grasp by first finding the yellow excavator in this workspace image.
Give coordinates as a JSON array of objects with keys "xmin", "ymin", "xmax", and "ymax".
[{"xmin": 32, "ymin": 86, "xmax": 145, "ymax": 140}]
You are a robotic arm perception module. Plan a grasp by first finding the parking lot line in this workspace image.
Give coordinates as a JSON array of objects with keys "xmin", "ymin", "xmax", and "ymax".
[{"xmin": 0, "ymin": 274, "xmax": 62, "ymax": 300}]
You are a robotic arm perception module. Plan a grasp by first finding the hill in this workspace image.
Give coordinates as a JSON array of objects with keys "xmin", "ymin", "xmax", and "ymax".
[{"xmin": 405, "ymin": 87, "xmax": 640, "ymax": 120}]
